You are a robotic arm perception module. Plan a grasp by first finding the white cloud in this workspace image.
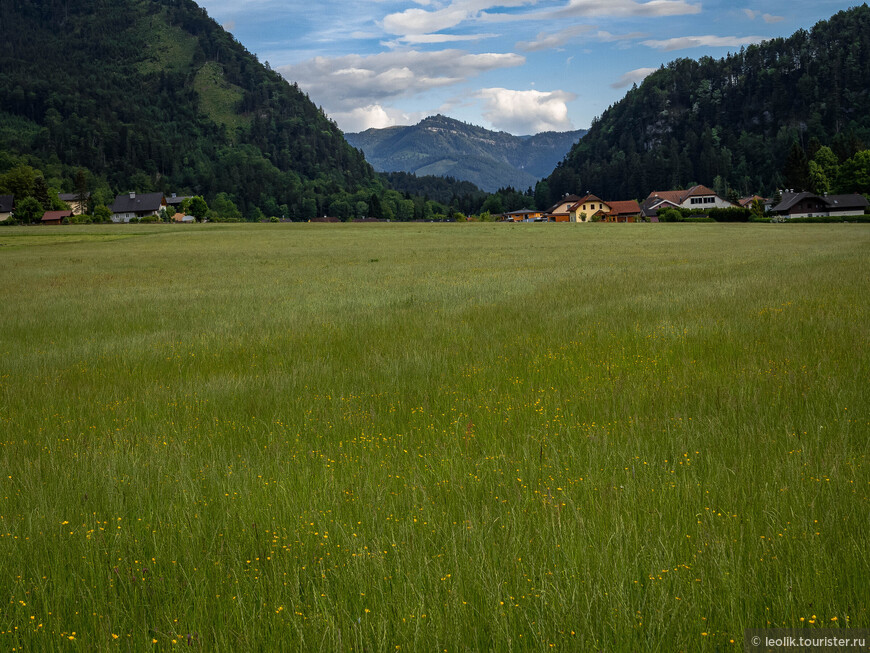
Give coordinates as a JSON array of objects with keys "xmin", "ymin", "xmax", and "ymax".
[
  {"xmin": 476, "ymin": 87, "xmax": 576, "ymax": 134},
  {"xmin": 279, "ymin": 49, "xmax": 525, "ymax": 120},
  {"xmin": 641, "ymin": 34, "xmax": 767, "ymax": 51},
  {"xmin": 517, "ymin": 24, "xmax": 594, "ymax": 51},
  {"xmin": 383, "ymin": 6, "xmax": 473, "ymax": 35},
  {"xmin": 610, "ymin": 67, "xmax": 657, "ymax": 88},
  {"xmin": 383, "ymin": 0, "xmax": 696, "ymax": 40},
  {"xmin": 762, "ymin": 13, "xmax": 784, "ymax": 23},
  {"xmin": 384, "ymin": 32, "xmax": 499, "ymax": 47},
  {"xmin": 331, "ymin": 105, "xmax": 432, "ymax": 132},
  {"xmin": 483, "ymin": 0, "xmax": 700, "ymax": 24},
  {"xmin": 743, "ymin": 8, "xmax": 758, "ymax": 19},
  {"xmin": 518, "ymin": 25, "xmax": 645, "ymax": 51}
]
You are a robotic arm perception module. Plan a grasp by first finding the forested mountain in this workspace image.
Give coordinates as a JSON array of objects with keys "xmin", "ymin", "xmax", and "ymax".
[
  {"xmin": 0, "ymin": 0, "xmax": 381, "ymax": 219},
  {"xmin": 347, "ymin": 115, "xmax": 586, "ymax": 193},
  {"xmin": 541, "ymin": 5, "xmax": 870, "ymax": 206}
]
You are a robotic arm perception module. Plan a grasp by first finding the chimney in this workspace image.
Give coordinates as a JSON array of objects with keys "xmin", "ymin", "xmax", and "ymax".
[
  {"xmin": 129, "ymin": 192, "xmax": 136, "ymax": 199},
  {"xmin": 171, "ymin": 193, "xmax": 177, "ymax": 199}
]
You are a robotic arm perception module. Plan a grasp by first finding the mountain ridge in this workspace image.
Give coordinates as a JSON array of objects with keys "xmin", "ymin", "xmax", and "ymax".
[{"xmin": 347, "ymin": 115, "xmax": 586, "ymax": 193}]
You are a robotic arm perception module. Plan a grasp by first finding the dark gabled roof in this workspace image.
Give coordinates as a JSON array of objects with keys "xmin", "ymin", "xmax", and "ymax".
[
  {"xmin": 640, "ymin": 196, "xmax": 679, "ymax": 217},
  {"xmin": 770, "ymin": 192, "xmax": 868, "ymax": 213},
  {"xmin": 545, "ymin": 194, "xmax": 582, "ymax": 213},
  {"xmin": 504, "ymin": 208, "xmax": 539, "ymax": 216},
  {"xmin": 166, "ymin": 194, "xmax": 190, "ymax": 206},
  {"xmin": 110, "ymin": 192, "xmax": 165, "ymax": 213},
  {"xmin": 825, "ymin": 194, "xmax": 869, "ymax": 210},
  {"xmin": 59, "ymin": 192, "xmax": 91, "ymax": 202},
  {"xmin": 0, "ymin": 195, "xmax": 13, "ymax": 212},
  {"xmin": 770, "ymin": 191, "xmax": 819, "ymax": 213}
]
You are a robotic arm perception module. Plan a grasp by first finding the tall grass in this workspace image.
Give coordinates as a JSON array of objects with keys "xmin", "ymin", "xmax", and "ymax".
[{"xmin": 0, "ymin": 223, "xmax": 866, "ymax": 650}]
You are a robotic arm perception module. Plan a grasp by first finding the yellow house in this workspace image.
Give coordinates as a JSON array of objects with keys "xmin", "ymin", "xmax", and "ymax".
[
  {"xmin": 544, "ymin": 194, "xmax": 582, "ymax": 221},
  {"xmin": 569, "ymin": 194, "xmax": 610, "ymax": 222}
]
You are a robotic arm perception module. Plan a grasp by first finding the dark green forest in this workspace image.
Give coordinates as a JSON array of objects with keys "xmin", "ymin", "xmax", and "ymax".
[
  {"xmin": 0, "ymin": 0, "xmax": 455, "ymax": 220},
  {"xmin": 541, "ymin": 5, "xmax": 870, "ymax": 206}
]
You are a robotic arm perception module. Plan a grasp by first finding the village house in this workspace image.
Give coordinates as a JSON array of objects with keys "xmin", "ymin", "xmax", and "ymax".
[
  {"xmin": 544, "ymin": 194, "xmax": 582, "ymax": 221},
  {"xmin": 0, "ymin": 195, "xmax": 13, "ymax": 221},
  {"xmin": 110, "ymin": 192, "xmax": 167, "ymax": 222},
  {"xmin": 568, "ymin": 194, "xmax": 610, "ymax": 222},
  {"xmin": 166, "ymin": 193, "xmax": 190, "ymax": 211},
  {"xmin": 770, "ymin": 191, "xmax": 868, "ymax": 218},
  {"xmin": 502, "ymin": 208, "xmax": 544, "ymax": 222},
  {"xmin": 58, "ymin": 192, "xmax": 90, "ymax": 215},
  {"xmin": 604, "ymin": 200, "xmax": 642, "ymax": 222},
  {"xmin": 641, "ymin": 185, "xmax": 734, "ymax": 218},
  {"xmin": 41, "ymin": 210, "xmax": 73, "ymax": 225}
]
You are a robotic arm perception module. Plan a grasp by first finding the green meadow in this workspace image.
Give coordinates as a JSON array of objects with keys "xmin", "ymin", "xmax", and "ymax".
[{"xmin": 0, "ymin": 223, "xmax": 867, "ymax": 651}]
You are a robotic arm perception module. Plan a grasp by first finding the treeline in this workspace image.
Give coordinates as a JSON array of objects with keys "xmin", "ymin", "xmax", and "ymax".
[{"xmin": 540, "ymin": 5, "xmax": 870, "ymax": 206}]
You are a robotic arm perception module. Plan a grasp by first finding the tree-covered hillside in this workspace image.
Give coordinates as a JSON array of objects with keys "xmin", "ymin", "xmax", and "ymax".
[
  {"xmin": 0, "ymin": 0, "xmax": 379, "ymax": 218},
  {"xmin": 542, "ymin": 5, "xmax": 870, "ymax": 204}
]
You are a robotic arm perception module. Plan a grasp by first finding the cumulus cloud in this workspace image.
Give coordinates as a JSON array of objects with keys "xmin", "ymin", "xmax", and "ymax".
[
  {"xmin": 610, "ymin": 67, "xmax": 657, "ymax": 88},
  {"xmin": 476, "ymin": 88, "xmax": 576, "ymax": 134},
  {"xmin": 279, "ymin": 49, "xmax": 525, "ymax": 125},
  {"xmin": 641, "ymin": 34, "xmax": 767, "ymax": 51},
  {"xmin": 330, "ymin": 105, "xmax": 431, "ymax": 132}
]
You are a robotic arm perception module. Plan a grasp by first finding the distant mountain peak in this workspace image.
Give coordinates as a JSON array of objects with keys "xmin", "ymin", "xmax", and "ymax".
[{"xmin": 346, "ymin": 117, "xmax": 586, "ymax": 193}]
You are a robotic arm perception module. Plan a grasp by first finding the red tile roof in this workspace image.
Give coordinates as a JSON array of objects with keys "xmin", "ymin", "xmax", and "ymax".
[
  {"xmin": 647, "ymin": 185, "xmax": 719, "ymax": 205},
  {"xmin": 607, "ymin": 200, "xmax": 641, "ymax": 215}
]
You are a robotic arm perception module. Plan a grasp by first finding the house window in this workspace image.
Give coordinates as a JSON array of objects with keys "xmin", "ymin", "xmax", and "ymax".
[
  {"xmin": 704, "ymin": 197, "xmax": 715, "ymax": 204},
  {"xmin": 691, "ymin": 198, "xmax": 701, "ymax": 205}
]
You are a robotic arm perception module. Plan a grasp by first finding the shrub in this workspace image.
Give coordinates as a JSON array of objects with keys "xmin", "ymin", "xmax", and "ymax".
[
  {"xmin": 706, "ymin": 207, "xmax": 751, "ymax": 222},
  {"xmin": 658, "ymin": 208, "xmax": 684, "ymax": 222}
]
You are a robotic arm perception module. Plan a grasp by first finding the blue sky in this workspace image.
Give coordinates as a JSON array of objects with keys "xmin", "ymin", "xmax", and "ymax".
[{"xmin": 197, "ymin": 0, "xmax": 858, "ymax": 134}]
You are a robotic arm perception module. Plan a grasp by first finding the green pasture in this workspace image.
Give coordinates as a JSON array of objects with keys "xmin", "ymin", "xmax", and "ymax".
[{"xmin": 0, "ymin": 223, "xmax": 867, "ymax": 650}]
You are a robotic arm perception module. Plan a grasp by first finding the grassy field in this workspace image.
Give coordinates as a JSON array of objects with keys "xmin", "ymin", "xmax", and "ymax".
[{"xmin": 0, "ymin": 223, "xmax": 867, "ymax": 651}]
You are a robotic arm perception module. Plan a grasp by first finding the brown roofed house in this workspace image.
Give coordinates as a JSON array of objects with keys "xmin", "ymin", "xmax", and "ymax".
[
  {"xmin": 605, "ymin": 200, "xmax": 642, "ymax": 222},
  {"xmin": 645, "ymin": 185, "xmax": 735, "ymax": 211},
  {"xmin": 41, "ymin": 210, "xmax": 73, "ymax": 225}
]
